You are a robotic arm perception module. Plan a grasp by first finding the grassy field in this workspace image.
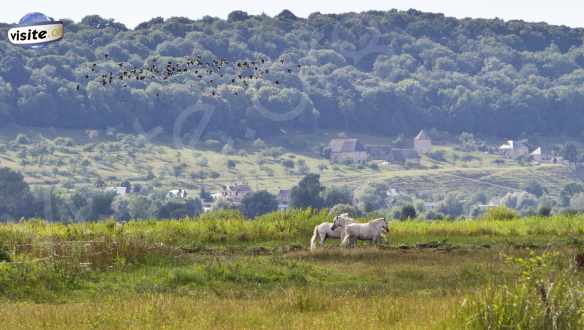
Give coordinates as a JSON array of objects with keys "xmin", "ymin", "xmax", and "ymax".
[{"xmin": 2, "ymin": 210, "xmax": 584, "ymax": 329}]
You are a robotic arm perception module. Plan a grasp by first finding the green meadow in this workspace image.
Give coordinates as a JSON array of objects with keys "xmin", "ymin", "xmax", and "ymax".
[{"xmin": 2, "ymin": 210, "xmax": 584, "ymax": 329}]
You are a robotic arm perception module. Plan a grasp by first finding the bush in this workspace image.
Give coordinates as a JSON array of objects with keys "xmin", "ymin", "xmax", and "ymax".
[
  {"xmin": 560, "ymin": 183, "xmax": 584, "ymax": 206},
  {"xmin": 240, "ymin": 191, "xmax": 279, "ymax": 219},
  {"xmin": 156, "ymin": 199, "xmax": 203, "ymax": 219},
  {"xmin": 226, "ymin": 159, "xmax": 237, "ymax": 169},
  {"xmin": 428, "ymin": 150, "xmax": 446, "ymax": 162},
  {"xmin": 400, "ymin": 205, "xmax": 417, "ymax": 220},
  {"xmin": 501, "ymin": 191, "xmax": 538, "ymax": 211},
  {"xmin": 436, "ymin": 193, "xmax": 465, "ymax": 218},
  {"xmin": 0, "ymin": 247, "xmax": 11, "ymax": 262},
  {"xmin": 538, "ymin": 206, "xmax": 552, "ymax": 217},
  {"xmin": 282, "ymin": 159, "xmax": 295, "ymax": 168},
  {"xmin": 425, "ymin": 210, "xmax": 444, "ymax": 220},
  {"xmin": 322, "ymin": 186, "xmax": 353, "ymax": 208},
  {"xmin": 482, "ymin": 206, "xmax": 519, "ymax": 221},
  {"xmin": 523, "ymin": 180, "xmax": 546, "ymax": 197}
]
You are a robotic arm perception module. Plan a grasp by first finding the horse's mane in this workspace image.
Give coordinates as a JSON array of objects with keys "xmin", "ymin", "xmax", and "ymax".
[
  {"xmin": 333, "ymin": 213, "xmax": 355, "ymax": 226},
  {"xmin": 368, "ymin": 218, "xmax": 387, "ymax": 228}
]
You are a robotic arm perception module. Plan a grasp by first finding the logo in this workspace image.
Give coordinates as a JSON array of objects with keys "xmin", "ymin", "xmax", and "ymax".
[{"xmin": 7, "ymin": 12, "xmax": 64, "ymax": 47}]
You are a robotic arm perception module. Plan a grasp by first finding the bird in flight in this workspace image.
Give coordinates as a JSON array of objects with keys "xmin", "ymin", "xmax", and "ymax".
[{"xmin": 75, "ymin": 53, "xmax": 303, "ymax": 97}]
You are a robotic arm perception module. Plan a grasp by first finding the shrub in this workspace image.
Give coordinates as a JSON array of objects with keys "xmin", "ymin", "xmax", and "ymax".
[
  {"xmin": 400, "ymin": 205, "xmax": 417, "ymax": 220},
  {"xmin": 0, "ymin": 247, "xmax": 11, "ymax": 262},
  {"xmin": 428, "ymin": 150, "xmax": 446, "ymax": 162},
  {"xmin": 523, "ymin": 180, "xmax": 546, "ymax": 197},
  {"xmin": 322, "ymin": 186, "xmax": 353, "ymax": 208},
  {"xmin": 482, "ymin": 206, "xmax": 519, "ymax": 221},
  {"xmin": 226, "ymin": 159, "xmax": 237, "ymax": 169},
  {"xmin": 560, "ymin": 183, "xmax": 584, "ymax": 206},
  {"xmin": 501, "ymin": 191, "xmax": 538, "ymax": 211},
  {"xmin": 436, "ymin": 193, "xmax": 465, "ymax": 218},
  {"xmin": 282, "ymin": 159, "xmax": 295, "ymax": 168},
  {"xmin": 425, "ymin": 210, "xmax": 444, "ymax": 220},
  {"xmin": 156, "ymin": 199, "xmax": 203, "ymax": 219},
  {"xmin": 538, "ymin": 206, "xmax": 552, "ymax": 217},
  {"xmin": 240, "ymin": 191, "xmax": 279, "ymax": 219}
]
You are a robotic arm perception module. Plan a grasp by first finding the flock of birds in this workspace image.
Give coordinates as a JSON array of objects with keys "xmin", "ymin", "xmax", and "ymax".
[{"xmin": 76, "ymin": 53, "xmax": 302, "ymax": 97}]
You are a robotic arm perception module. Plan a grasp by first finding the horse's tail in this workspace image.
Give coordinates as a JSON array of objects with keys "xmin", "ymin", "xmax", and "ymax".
[{"xmin": 310, "ymin": 225, "xmax": 320, "ymax": 251}]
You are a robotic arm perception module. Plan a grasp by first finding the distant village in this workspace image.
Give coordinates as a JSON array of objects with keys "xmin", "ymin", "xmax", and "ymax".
[{"xmin": 99, "ymin": 130, "xmax": 563, "ymax": 214}]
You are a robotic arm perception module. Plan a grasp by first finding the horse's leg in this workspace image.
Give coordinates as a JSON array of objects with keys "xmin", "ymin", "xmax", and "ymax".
[{"xmin": 320, "ymin": 233, "xmax": 326, "ymax": 247}]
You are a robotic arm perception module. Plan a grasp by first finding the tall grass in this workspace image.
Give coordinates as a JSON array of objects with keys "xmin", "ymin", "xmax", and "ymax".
[
  {"xmin": 450, "ymin": 252, "xmax": 584, "ymax": 329},
  {"xmin": 2, "ymin": 211, "xmax": 584, "ymax": 264},
  {"xmin": 391, "ymin": 215, "xmax": 584, "ymax": 238},
  {"xmin": 3, "ymin": 212, "xmax": 584, "ymax": 245},
  {"xmin": 0, "ymin": 209, "xmax": 326, "ymax": 248}
]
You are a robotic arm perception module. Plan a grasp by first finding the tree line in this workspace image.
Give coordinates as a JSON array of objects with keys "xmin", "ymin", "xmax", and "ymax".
[
  {"xmin": 1, "ymin": 10, "xmax": 584, "ymax": 138},
  {"xmin": 0, "ymin": 167, "xmax": 352, "ymax": 222}
]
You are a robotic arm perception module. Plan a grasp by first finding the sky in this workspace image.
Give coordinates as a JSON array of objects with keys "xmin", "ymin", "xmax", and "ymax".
[{"xmin": 2, "ymin": 1, "xmax": 583, "ymax": 29}]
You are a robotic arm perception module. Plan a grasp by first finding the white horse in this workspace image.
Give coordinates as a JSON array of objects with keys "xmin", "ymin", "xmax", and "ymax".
[
  {"xmin": 310, "ymin": 213, "xmax": 355, "ymax": 251},
  {"xmin": 334, "ymin": 218, "xmax": 388, "ymax": 248}
]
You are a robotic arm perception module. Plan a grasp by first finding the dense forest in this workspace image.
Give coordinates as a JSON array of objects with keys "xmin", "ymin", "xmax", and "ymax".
[{"xmin": 2, "ymin": 9, "xmax": 584, "ymax": 138}]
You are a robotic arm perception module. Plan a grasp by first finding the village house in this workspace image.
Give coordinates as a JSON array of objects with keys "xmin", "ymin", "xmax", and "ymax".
[
  {"xmin": 530, "ymin": 147, "xmax": 542, "ymax": 162},
  {"xmin": 325, "ymin": 136, "xmax": 422, "ymax": 165},
  {"xmin": 499, "ymin": 140, "xmax": 529, "ymax": 158},
  {"xmin": 414, "ymin": 130, "xmax": 432, "ymax": 154},
  {"xmin": 219, "ymin": 183, "xmax": 253, "ymax": 204},
  {"xmin": 277, "ymin": 189, "xmax": 291, "ymax": 210},
  {"xmin": 325, "ymin": 138, "xmax": 368, "ymax": 164}
]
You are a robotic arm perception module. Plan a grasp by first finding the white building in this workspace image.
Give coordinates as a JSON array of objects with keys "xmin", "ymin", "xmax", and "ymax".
[
  {"xmin": 499, "ymin": 140, "xmax": 529, "ymax": 158},
  {"xmin": 530, "ymin": 147, "xmax": 542, "ymax": 162}
]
